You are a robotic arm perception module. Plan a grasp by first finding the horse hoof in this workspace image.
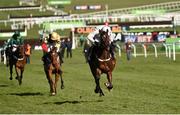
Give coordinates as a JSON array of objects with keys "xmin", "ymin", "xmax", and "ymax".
[
  {"xmin": 94, "ymin": 88, "xmax": 99, "ymax": 93},
  {"xmin": 61, "ymin": 85, "xmax": 64, "ymax": 89},
  {"xmin": 15, "ymin": 77, "xmax": 18, "ymax": 80},
  {"xmin": 51, "ymin": 92, "xmax": 56, "ymax": 96},
  {"xmin": 99, "ymin": 93, "xmax": 105, "ymax": 97},
  {"xmin": 104, "ymin": 82, "xmax": 113, "ymax": 91},
  {"xmin": 104, "ymin": 82, "xmax": 109, "ymax": 87},
  {"xmin": 9, "ymin": 77, "xmax": 13, "ymax": 80},
  {"xmin": 108, "ymin": 85, "xmax": 113, "ymax": 90},
  {"xmin": 19, "ymin": 81, "xmax": 22, "ymax": 85}
]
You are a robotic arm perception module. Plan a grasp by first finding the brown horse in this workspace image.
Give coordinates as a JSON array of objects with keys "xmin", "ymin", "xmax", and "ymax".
[
  {"xmin": 8, "ymin": 45, "xmax": 27, "ymax": 85},
  {"xmin": 43, "ymin": 46, "xmax": 64, "ymax": 96},
  {"xmin": 87, "ymin": 29, "xmax": 116, "ymax": 96}
]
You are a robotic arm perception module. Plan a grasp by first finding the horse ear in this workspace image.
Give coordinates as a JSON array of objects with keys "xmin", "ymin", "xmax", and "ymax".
[{"xmin": 99, "ymin": 29, "xmax": 102, "ymax": 34}]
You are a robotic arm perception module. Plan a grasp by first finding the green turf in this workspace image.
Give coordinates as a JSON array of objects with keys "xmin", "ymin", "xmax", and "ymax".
[
  {"xmin": 0, "ymin": 0, "xmax": 19, "ymax": 7},
  {"xmin": 0, "ymin": 47, "xmax": 180, "ymax": 114}
]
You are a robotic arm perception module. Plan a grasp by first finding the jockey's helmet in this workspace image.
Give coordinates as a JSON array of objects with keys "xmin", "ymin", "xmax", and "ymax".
[
  {"xmin": 51, "ymin": 32, "xmax": 60, "ymax": 41},
  {"xmin": 14, "ymin": 30, "xmax": 20, "ymax": 36}
]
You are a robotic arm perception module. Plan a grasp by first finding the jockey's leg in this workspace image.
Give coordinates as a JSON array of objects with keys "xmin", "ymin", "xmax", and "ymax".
[
  {"xmin": 110, "ymin": 42, "xmax": 115, "ymax": 59},
  {"xmin": 58, "ymin": 52, "xmax": 64, "ymax": 65},
  {"xmin": 87, "ymin": 45, "xmax": 94, "ymax": 61},
  {"xmin": 42, "ymin": 53, "xmax": 51, "ymax": 65}
]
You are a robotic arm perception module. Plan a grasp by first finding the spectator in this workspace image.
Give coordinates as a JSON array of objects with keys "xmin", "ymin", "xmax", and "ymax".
[
  {"xmin": 66, "ymin": 38, "xmax": 72, "ymax": 58},
  {"xmin": 25, "ymin": 44, "xmax": 31, "ymax": 64},
  {"xmin": 79, "ymin": 35, "xmax": 85, "ymax": 47},
  {"xmin": 60, "ymin": 39, "xmax": 66, "ymax": 58},
  {"xmin": 125, "ymin": 39, "xmax": 132, "ymax": 61}
]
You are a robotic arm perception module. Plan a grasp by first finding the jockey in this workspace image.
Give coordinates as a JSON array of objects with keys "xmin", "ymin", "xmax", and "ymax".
[
  {"xmin": 87, "ymin": 24, "xmax": 115, "ymax": 60},
  {"xmin": 41, "ymin": 32, "xmax": 63, "ymax": 65},
  {"xmin": 7, "ymin": 30, "xmax": 24, "ymax": 60},
  {"xmin": 8, "ymin": 30, "xmax": 24, "ymax": 47}
]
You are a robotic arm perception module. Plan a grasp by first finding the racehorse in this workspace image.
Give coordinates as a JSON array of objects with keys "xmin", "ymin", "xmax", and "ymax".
[
  {"xmin": 87, "ymin": 29, "xmax": 116, "ymax": 96},
  {"xmin": 8, "ymin": 45, "xmax": 27, "ymax": 85},
  {"xmin": 43, "ymin": 46, "xmax": 64, "ymax": 96}
]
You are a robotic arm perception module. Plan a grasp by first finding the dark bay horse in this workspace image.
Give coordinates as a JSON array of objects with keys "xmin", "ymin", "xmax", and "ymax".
[
  {"xmin": 87, "ymin": 30, "xmax": 116, "ymax": 96},
  {"xmin": 43, "ymin": 46, "xmax": 64, "ymax": 96},
  {"xmin": 8, "ymin": 45, "xmax": 27, "ymax": 85}
]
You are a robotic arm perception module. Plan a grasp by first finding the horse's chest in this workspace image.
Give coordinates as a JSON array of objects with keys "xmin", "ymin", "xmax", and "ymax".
[{"xmin": 99, "ymin": 62, "xmax": 110, "ymax": 72}]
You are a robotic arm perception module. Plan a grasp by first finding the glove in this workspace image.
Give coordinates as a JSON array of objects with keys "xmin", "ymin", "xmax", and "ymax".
[{"xmin": 94, "ymin": 39, "xmax": 99, "ymax": 43}]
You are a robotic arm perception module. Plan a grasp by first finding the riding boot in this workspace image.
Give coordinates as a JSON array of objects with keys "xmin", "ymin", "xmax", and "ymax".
[
  {"xmin": 87, "ymin": 46, "xmax": 94, "ymax": 61},
  {"xmin": 42, "ymin": 54, "xmax": 51, "ymax": 65},
  {"xmin": 58, "ymin": 52, "xmax": 64, "ymax": 65},
  {"xmin": 46, "ymin": 54, "xmax": 51, "ymax": 65},
  {"xmin": 110, "ymin": 43, "xmax": 115, "ymax": 59},
  {"xmin": 110, "ymin": 48, "xmax": 115, "ymax": 59}
]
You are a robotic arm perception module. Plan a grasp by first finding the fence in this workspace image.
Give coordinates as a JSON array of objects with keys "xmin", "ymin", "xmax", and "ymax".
[
  {"xmin": 0, "ymin": 5, "xmax": 41, "ymax": 11},
  {"xmin": 116, "ymin": 42, "xmax": 180, "ymax": 61}
]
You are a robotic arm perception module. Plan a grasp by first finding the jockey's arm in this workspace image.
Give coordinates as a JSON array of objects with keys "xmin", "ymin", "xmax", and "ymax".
[
  {"xmin": 55, "ymin": 41, "xmax": 61, "ymax": 52},
  {"xmin": 7, "ymin": 38, "xmax": 13, "ymax": 47},
  {"xmin": 19, "ymin": 36, "xmax": 24, "ymax": 45},
  {"xmin": 42, "ymin": 43, "xmax": 48, "ymax": 53},
  {"xmin": 110, "ymin": 33, "xmax": 115, "ymax": 43},
  {"xmin": 87, "ymin": 29, "xmax": 99, "ymax": 43}
]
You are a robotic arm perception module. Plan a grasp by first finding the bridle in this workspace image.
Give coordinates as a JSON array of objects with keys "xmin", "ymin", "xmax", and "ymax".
[{"xmin": 96, "ymin": 31, "xmax": 111, "ymax": 62}]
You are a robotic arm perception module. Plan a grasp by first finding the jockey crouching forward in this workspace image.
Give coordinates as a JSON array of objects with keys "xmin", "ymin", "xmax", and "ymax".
[
  {"xmin": 41, "ymin": 32, "xmax": 63, "ymax": 65},
  {"xmin": 7, "ymin": 30, "xmax": 24, "ymax": 60},
  {"xmin": 87, "ymin": 25, "xmax": 115, "ymax": 61}
]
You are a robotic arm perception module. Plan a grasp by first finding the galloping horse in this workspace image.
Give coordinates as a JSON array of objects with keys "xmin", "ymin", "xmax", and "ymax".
[
  {"xmin": 8, "ymin": 45, "xmax": 27, "ymax": 85},
  {"xmin": 87, "ymin": 29, "xmax": 116, "ymax": 96},
  {"xmin": 43, "ymin": 46, "xmax": 64, "ymax": 96}
]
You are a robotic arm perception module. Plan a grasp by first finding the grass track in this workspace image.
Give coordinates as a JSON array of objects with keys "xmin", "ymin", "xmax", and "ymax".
[{"xmin": 0, "ymin": 48, "xmax": 180, "ymax": 114}]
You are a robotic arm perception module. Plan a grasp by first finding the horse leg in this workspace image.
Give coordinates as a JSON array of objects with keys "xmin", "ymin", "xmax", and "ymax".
[
  {"xmin": 9, "ymin": 64, "xmax": 13, "ymax": 80},
  {"xmin": 19, "ymin": 68, "xmax": 24, "ymax": 85},
  {"xmin": 94, "ymin": 76, "xmax": 104, "ymax": 97},
  {"xmin": 47, "ymin": 70, "xmax": 55, "ymax": 96},
  {"xmin": 45, "ymin": 70, "xmax": 52, "ymax": 93},
  {"xmin": 54, "ymin": 72, "xmax": 60, "ymax": 94},
  {"xmin": 105, "ymin": 72, "xmax": 113, "ymax": 91},
  {"xmin": 60, "ymin": 70, "xmax": 64, "ymax": 89},
  {"xmin": 15, "ymin": 66, "xmax": 21, "ymax": 85}
]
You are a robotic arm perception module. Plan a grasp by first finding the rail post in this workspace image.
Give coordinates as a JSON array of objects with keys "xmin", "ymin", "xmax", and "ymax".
[
  {"xmin": 152, "ymin": 43, "xmax": 158, "ymax": 58},
  {"xmin": 142, "ymin": 44, "xmax": 147, "ymax": 58},
  {"xmin": 131, "ymin": 44, "xmax": 136, "ymax": 58}
]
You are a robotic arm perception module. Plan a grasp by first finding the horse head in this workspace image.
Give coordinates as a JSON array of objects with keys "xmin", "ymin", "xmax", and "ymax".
[
  {"xmin": 49, "ymin": 46, "xmax": 59, "ymax": 67},
  {"xmin": 99, "ymin": 29, "xmax": 111, "ymax": 49},
  {"xmin": 10, "ymin": 45, "xmax": 25, "ymax": 60},
  {"xmin": 18, "ymin": 45, "xmax": 25, "ymax": 58}
]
